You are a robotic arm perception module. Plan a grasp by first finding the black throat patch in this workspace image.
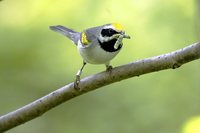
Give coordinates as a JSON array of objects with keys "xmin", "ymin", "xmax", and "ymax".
[{"xmin": 98, "ymin": 39, "xmax": 122, "ymax": 52}]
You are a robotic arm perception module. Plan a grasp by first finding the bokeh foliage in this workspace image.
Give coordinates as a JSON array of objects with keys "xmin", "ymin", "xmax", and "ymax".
[{"xmin": 0, "ymin": 0, "xmax": 199, "ymax": 133}]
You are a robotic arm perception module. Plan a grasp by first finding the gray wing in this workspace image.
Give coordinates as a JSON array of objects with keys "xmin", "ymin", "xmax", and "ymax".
[{"xmin": 49, "ymin": 25, "xmax": 80, "ymax": 45}]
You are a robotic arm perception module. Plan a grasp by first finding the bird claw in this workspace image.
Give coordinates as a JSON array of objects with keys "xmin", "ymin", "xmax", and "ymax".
[
  {"xmin": 106, "ymin": 65, "xmax": 113, "ymax": 72},
  {"xmin": 74, "ymin": 75, "xmax": 81, "ymax": 90}
]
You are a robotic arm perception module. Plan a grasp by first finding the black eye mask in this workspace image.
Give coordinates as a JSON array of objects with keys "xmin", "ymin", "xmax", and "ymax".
[{"xmin": 101, "ymin": 28, "xmax": 119, "ymax": 37}]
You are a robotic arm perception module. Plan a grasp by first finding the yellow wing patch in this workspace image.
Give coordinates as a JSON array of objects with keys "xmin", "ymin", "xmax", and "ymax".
[
  {"xmin": 81, "ymin": 32, "xmax": 90, "ymax": 45},
  {"xmin": 112, "ymin": 23, "xmax": 124, "ymax": 31}
]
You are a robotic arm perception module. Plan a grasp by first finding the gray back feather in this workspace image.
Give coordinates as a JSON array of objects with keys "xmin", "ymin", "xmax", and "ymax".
[{"xmin": 49, "ymin": 25, "xmax": 80, "ymax": 45}]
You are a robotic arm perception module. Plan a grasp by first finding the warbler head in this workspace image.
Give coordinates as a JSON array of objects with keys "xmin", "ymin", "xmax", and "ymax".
[
  {"xmin": 81, "ymin": 23, "xmax": 130, "ymax": 50},
  {"xmin": 98, "ymin": 23, "xmax": 130, "ymax": 43}
]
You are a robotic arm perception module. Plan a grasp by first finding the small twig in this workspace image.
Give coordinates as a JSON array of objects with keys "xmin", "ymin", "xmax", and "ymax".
[{"xmin": 0, "ymin": 42, "xmax": 200, "ymax": 132}]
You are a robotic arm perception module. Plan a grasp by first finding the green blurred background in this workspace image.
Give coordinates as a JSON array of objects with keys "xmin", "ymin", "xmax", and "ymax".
[{"xmin": 0, "ymin": 0, "xmax": 200, "ymax": 133}]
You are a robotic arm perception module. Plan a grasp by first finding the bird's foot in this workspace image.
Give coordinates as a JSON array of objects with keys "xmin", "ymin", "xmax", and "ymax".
[
  {"xmin": 74, "ymin": 75, "xmax": 81, "ymax": 90},
  {"xmin": 106, "ymin": 65, "xmax": 113, "ymax": 72}
]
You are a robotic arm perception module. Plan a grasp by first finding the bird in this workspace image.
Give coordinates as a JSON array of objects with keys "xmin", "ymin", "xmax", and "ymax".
[{"xmin": 49, "ymin": 23, "xmax": 130, "ymax": 89}]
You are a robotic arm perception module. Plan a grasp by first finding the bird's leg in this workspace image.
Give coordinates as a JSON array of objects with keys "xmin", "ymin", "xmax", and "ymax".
[{"xmin": 74, "ymin": 61, "xmax": 86, "ymax": 90}]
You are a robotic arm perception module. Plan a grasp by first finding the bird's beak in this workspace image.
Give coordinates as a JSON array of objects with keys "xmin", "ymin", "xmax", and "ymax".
[
  {"xmin": 120, "ymin": 31, "xmax": 131, "ymax": 39},
  {"xmin": 123, "ymin": 34, "xmax": 131, "ymax": 39}
]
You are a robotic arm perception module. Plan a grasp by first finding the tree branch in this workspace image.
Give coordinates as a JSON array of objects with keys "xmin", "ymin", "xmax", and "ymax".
[{"xmin": 0, "ymin": 42, "xmax": 200, "ymax": 132}]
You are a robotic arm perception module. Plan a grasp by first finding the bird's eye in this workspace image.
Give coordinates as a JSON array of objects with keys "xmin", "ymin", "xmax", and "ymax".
[
  {"xmin": 101, "ymin": 28, "xmax": 118, "ymax": 37},
  {"xmin": 108, "ymin": 29, "xmax": 115, "ymax": 34}
]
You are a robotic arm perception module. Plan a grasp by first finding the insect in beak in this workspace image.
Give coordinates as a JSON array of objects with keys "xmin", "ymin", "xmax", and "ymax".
[{"xmin": 114, "ymin": 32, "xmax": 131, "ymax": 49}]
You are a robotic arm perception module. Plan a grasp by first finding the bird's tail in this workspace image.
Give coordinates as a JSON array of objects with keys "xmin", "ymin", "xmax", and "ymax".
[{"xmin": 49, "ymin": 25, "xmax": 80, "ymax": 45}]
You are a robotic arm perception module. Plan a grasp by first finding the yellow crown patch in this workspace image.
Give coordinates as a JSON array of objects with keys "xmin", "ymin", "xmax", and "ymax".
[
  {"xmin": 112, "ymin": 23, "xmax": 124, "ymax": 31},
  {"xmin": 81, "ymin": 32, "xmax": 89, "ymax": 45}
]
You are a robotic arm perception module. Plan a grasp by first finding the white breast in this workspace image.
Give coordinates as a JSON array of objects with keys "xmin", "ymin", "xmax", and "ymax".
[{"xmin": 77, "ymin": 40, "xmax": 121, "ymax": 64}]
